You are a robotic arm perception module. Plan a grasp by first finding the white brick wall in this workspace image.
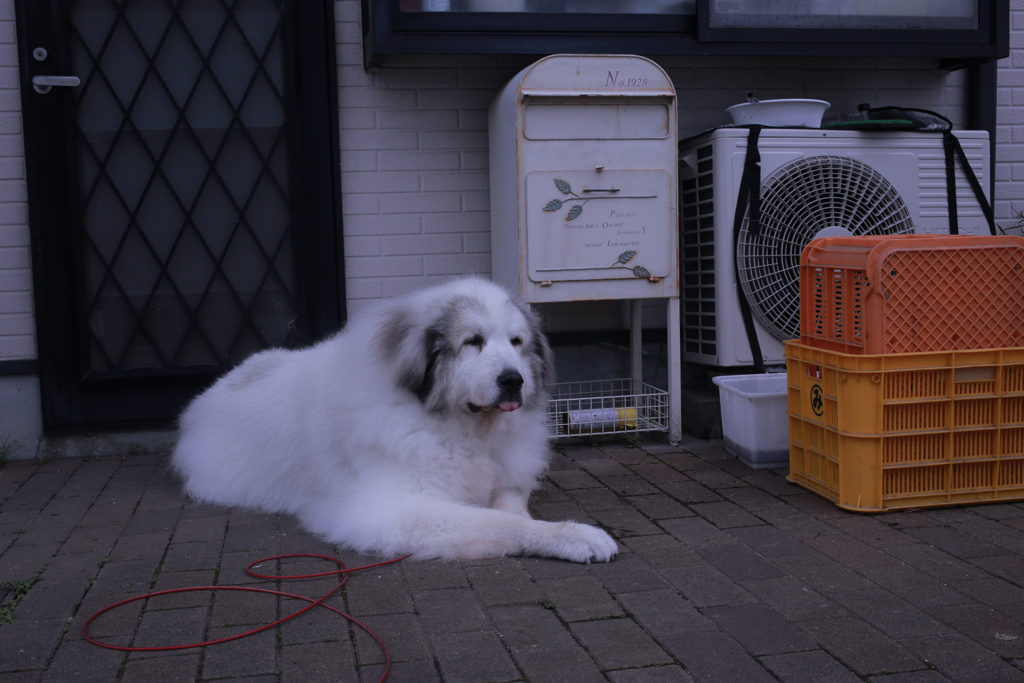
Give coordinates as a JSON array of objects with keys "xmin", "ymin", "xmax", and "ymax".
[
  {"xmin": 0, "ymin": 0, "xmax": 34, "ymax": 362},
  {"xmin": 335, "ymin": 0, "xmax": 512, "ymax": 314},
  {"xmin": 334, "ymin": 0, "xmax": 976, "ymax": 313},
  {"xmin": 996, "ymin": 0, "xmax": 1024, "ymax": 229}
]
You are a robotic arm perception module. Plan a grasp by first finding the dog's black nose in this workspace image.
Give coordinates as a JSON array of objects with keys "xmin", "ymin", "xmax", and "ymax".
[{"xmin": 497, "ymin": 370, "xmax": 524, "ymax": 390}]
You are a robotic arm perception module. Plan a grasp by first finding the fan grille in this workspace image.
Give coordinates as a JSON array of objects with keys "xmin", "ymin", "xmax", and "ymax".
[{"xmin": 738, "ymin": 155, "xmax": 915, "ymax": 342}]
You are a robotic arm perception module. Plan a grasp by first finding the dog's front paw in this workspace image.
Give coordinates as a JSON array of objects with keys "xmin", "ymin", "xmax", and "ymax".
[{"xmin": 550, "ymin": 522, "xmax": 618, "ymax": 563}]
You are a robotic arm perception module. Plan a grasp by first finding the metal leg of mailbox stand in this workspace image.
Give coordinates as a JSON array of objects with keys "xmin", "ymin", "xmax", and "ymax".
[
  {"xmin": 629, "ymin": 299, "xmax": 682, "ymax": 445},
  {"xmin": 629, "ymin": 300, "xmax": 643, "ymax": 390},
  {"xmin": 667, "ymin": 297, "xmax": 682, "ymax": 444}
]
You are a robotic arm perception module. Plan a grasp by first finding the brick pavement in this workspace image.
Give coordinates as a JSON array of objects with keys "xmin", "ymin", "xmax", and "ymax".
[{"xmin": 2, "ymin": 436, "xmax": 1024, "ymax": 682}]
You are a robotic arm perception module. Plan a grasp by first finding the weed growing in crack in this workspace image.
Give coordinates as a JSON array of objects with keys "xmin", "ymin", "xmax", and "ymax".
[{"xmin": 0, "ymin": 577, "xmax": 42, "ymax": 625}]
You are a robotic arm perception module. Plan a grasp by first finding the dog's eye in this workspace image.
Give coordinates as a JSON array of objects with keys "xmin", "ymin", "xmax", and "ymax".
[
  {"xmin": 510, "ymin": 336, "xmax": 523, "ymax": 347},
  {"xmin": 464, "ymin": 334, "xmax": 484, "ymax": 347}
]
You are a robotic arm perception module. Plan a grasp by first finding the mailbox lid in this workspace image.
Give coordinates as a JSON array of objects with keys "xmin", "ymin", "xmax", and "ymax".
[{"xmin": 517, "ymin": 54, "xmax": 676, "ymax": 97}]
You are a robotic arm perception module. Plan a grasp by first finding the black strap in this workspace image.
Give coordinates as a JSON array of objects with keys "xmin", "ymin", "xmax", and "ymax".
[
  {"xmin": 946, "ymin": 131, "xmax": 997, "ymax": 235},
  {"xmin": 942, "ymin": 132, "xmax": 960, "ymax": 235},
  {"xmin": 733, "ymin": 126, "xmax": 765, "ymax": 372},
  {"xmin": 836, "ymin": 106, "xmax": 995, "ymax": 237}
]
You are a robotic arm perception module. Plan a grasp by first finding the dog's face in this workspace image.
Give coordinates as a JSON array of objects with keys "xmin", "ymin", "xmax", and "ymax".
[{"xmin": 375, "ymin": 281, "xmax": 554, "ymax": 415}]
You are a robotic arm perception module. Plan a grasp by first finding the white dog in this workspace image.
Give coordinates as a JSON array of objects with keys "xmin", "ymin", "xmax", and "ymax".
[{"xmin": 172, "ymin": 277, "xmax": 617, "ymax": 563}]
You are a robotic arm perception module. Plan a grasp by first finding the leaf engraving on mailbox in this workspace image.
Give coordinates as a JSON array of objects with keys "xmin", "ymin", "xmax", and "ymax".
[{"xmin": 607, "ymin": 250, "xmax": 652, "ymax": 279}]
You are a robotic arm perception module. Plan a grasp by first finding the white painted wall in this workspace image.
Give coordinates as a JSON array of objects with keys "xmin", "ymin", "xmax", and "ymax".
[{"xmin": 0, "ymin": 0, "xmax": 34, "ymax": 363}]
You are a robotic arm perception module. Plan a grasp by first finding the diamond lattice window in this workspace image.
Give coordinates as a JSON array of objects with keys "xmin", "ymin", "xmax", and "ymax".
[{"xmin": 71, "ymin": 0, "xmax": 297, "ymax": 373}]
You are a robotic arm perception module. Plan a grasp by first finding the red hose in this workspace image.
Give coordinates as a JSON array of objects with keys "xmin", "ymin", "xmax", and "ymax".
[{"xmin": 83, "ymin": 553, "xmax": 409, "ymax": 683}]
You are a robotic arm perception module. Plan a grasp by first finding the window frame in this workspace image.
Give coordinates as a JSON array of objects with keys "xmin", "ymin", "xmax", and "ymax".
[{"xmin": 361, "ymin": 0, "xmax": 1007, "ymax": 70}]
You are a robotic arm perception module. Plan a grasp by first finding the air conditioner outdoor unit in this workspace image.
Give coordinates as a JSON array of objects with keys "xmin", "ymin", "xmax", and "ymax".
[{"xmin": 678, "ymin": 127, "xmax": 992, "ymax": 367}]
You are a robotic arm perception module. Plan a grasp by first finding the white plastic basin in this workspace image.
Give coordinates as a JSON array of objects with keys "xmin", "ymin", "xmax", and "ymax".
[{"xmin": 726, "ymin": 99, "xmax": 830, "ymax": 128}]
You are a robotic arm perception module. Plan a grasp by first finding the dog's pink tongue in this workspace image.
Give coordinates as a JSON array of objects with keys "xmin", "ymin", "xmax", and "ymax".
[{"xmin": 498, "ymin": 401, "xmax": 520, "ymax": 412}]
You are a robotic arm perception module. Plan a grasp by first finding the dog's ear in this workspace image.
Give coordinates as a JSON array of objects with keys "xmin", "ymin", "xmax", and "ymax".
[
  {"xmin": 374, "ymin": 304, "xmax": 443, "ymax": 401},
  {"xmin": 374, "ymin": 305, "xmax": 423, "ymax": 393},
  {"xmin": 532, "ymin": 327, "xmax": 556, "ymax": 390}
]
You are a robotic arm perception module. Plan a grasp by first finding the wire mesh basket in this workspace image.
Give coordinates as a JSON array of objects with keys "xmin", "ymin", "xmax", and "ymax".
[{"xmin": 546, "ymin": 378, "xmax": 669, "ymax": 438}]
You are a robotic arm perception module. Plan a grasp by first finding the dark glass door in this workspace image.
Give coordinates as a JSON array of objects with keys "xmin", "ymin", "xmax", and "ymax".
[{"xmin": 16, "ymin": 0, "xmax": 344, "ymax": 431}]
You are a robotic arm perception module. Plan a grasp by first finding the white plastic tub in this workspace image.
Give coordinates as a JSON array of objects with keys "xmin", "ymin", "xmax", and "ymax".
[
  {"xmin": 712, "ymin": 373, "xmax": 789, "ymax": 469},
  {"xmin": 726, "ymin": 99, "xmax": 830, "ymax": 128}
]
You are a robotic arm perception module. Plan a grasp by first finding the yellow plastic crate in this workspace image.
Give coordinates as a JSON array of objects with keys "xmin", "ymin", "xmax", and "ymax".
[{"xmin": 786, "ymin": 341, "xmax": 1024, "ymax": 512}]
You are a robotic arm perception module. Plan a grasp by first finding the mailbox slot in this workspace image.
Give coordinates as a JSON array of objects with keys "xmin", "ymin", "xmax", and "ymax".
[{"xmin": 523, "ymin": 98, "xmax": 672, "ymax": 141}]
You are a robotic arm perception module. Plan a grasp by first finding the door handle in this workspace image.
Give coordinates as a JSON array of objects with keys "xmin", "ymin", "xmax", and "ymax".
[{"xmin": 32, "ymin": 75, "xmax": 80, "ymax": 94}]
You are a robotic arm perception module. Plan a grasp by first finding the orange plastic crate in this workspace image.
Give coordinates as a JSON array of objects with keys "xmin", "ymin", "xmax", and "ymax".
[
  {"xmin": 800, "ymin": 234, "xmax": 1024, "ymax": 354},
  {"xmin": 786, "ymin": 341, "xmax": 1024, "ymax": 512}
]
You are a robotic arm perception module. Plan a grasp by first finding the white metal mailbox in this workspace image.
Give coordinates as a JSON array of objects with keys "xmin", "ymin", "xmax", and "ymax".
[
  {"xmin": 489, "ymin": 54, "xmax": 681, "ymax": 443},
  {"xmin": 489, "ymin": 54, "xmax": 679, "ymax": 303}
]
